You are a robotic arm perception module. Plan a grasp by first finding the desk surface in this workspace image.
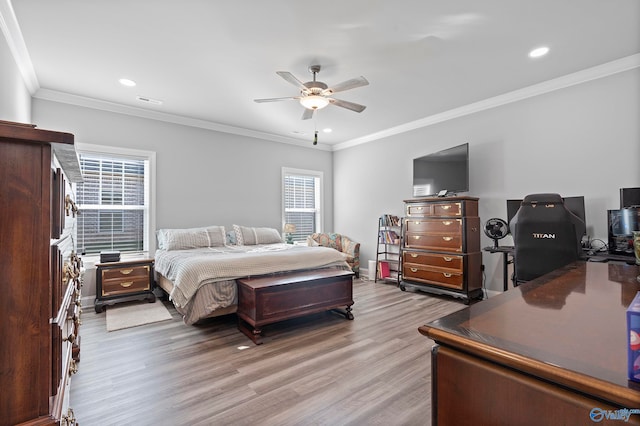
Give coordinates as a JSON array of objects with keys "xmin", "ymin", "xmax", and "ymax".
[
  {"xmin": 421, "ymin": 261, "xmax": 640, "ymax": 407},
  {"xmin": 483, "ymin": 245, "xmax": 514, "ymax": 253}
]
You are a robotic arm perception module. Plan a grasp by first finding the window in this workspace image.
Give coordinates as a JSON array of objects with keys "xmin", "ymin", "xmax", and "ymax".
[
  {"xmin": 75, "ymin": 145, "xmax": 155, "ymax": 256},
  {"xmin": 282, "ymin": 167, "xmax": 323, "ymax": 242}
]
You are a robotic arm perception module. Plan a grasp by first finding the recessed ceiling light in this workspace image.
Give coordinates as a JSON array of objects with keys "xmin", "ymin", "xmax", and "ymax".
[
  {"xmin": 323, "ymin": 128, "xmax": 332, "ymax": 133},
  {"xmin": 528, "ymin": 46, "xmax": 550, "ymax": 58},
  {"xmin": 119, "ymin": 78, "xmax": 136, "ymax": 87}
]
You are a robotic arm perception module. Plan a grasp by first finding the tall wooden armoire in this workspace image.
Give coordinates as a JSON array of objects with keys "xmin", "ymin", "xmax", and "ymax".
[{"xmin": 0, "ymin": 120, "xmax": 83, "ymax": 425}]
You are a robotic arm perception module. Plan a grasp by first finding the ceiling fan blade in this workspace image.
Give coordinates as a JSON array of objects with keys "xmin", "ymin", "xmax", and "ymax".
[
  {"xmin": 276, "ymin": 71, "xmax": 309, "ymax": 92},
  {"xmin": 328, "ymin": 98, "xmax": 367, "ymax": 113},
  {"xmin": 254, "ymin": 96, "xmax": 300, "ymax": 103},
  {"xmin": 323, "ymin": 76, "xmax": 369, "ymax": 95},
  {"xmin": 301, "ymin": 108, "xmax": 314, "ymax": 120}
]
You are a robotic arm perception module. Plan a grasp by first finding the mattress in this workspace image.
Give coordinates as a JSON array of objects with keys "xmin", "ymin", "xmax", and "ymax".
[{"xmin": 154, "ymin": 243, "xmax": 351, "ymax": 324}]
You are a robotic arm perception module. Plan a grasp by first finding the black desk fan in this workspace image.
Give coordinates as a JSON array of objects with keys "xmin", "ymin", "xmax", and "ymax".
[{"xmin": 484, "ymin": 218, "xmax": 509, "ymax": 248}]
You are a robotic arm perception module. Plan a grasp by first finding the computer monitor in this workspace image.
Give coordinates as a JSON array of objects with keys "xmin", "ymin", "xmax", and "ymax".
[
  {"xmin": 620, "ymin": 187, "xmax": 640, "ymax": 208},
  {"xmin": 506, "ymin": 199, "xmax": 522, "ymax": 227},
  {"xmin": 608, "ymin": 208, "xmax": 639, "ymax": 256},
  {"xmin": 562, "ymin": 196, "xmax": 586, "ymax": 229},
  {"xmin": 506, "ymin": 195, "xmax": 586, "ymax": 235}
]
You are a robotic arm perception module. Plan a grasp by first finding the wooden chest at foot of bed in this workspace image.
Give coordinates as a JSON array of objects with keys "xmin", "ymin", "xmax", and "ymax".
[{"xmin": 236, "ymin": 269, "xmax": 355, "ymax": 344}]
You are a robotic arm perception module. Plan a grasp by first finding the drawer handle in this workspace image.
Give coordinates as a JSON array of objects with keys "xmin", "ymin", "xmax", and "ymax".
[
  {"xmin": 443, "ymin": 257, "xmax": 453, "ymax": 262},
  {"xmin": 413, "ymin": 236, "xmax": 421, "ymax": 240},
  {"xmin": 416, "ymin": 207, "xmax": 423, "ymax": 210},
  {"xmin": 413, "ymin": 221, "xmax": 421, "ymax": 225},
  {"xmin": 65, "ymin": 194, "xmax": 78, "ymax": 217},
  {"xmin": 68, "ymin": 359, "xmax": 78, "ymax": 376},
  {"xmin": 410, "ymin": 268, "xmax": 418, "ymax": 272},
  {"xmin": 120, "ymin": 281, "xmax": 134, "ymax": 288},
  {"xmin": 410, "ymin": 253, "xmax": 419, "ymax": 258},
  {"xmin": 442, "ymin": 221, "xmax": 453, "ymax": 226},
  {"xmin": 63, "ymin": 333, "xmax": 76, "ymax": 343},
  {"xmin": 442, "ymin": 236, "xmax": 453, "ymax": 241},
  {"xmin": 443, "ymin": 273, "xmax": 452, "ymax": 278},
  {"xmin": 62, "ymin": 407, "xmax": 76, "ymax": 425},
  {"xmin": 441, "ymin": 205, "xmax": 451, "ymax": 210},
  {"xmin": 120, "ymin": 269, "xmax": 134, "ymax": 275}
]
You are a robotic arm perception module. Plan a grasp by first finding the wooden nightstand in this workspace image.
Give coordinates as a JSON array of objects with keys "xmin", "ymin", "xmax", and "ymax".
[{"xmin": 95, "ymin": 258, "xmax": 155, "ymax": 313}]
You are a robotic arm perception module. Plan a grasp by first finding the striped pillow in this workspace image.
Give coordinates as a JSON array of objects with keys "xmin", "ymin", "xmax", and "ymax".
[
  {"xmin": 233, "ymin": 225, "xmax": 282, "ymax": 245},
  {"xmin": 157, "ymin": 226, "xmax": 226, "ymax": 250}
]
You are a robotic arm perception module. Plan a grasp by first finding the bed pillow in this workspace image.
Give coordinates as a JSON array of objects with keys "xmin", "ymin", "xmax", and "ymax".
[
  {"xmin": 226, "ymin": 230, "xmax": 237, "ymax": 245},
  {"xmin": 233, "ymin": 225, "xmax": 283, "ymax": 245},
  {"xmin": 157, "ymin": 225, "xmax": 226, "ymax": 250}
]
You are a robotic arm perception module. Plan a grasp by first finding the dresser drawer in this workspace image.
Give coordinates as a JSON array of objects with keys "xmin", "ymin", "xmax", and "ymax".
[
  {"xmin": 406, "ymin": 202, "xmax": 464, "ymax": 217},
  {"xmin": 405, "ymin": 218, "xmax": 462, "ymax": 233},
  {"xmin": 405, "ymin": 232, "xmax": 463, "ymax": 252},
  {"xmin": 406, "ymin": 203, "xmax": 433, "ymax": 217},
  {"xmin": 403, "ymin": 251, "xmax": 463, "ymax": 271},
  {"xmin": 402, "ymin": 264, "xmax": 464, "ymax": 289}
]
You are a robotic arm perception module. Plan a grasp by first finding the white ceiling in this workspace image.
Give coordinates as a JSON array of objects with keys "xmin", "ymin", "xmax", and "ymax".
[{"xmin": 5, "ymin": 1, "xmax": 640, "ymax": 149}]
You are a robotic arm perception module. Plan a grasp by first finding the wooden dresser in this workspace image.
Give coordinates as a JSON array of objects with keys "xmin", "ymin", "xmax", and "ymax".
[
  {"xmin": 0, "ymin": 121, "xmax": 83, "ymax": 426},
  {"xmin": 400, "ymin": 196, "xmax": 482, "ymax": 303},
  {"xmin": 420, "ymin": 261, "xmax": 640, "ymax": 425}
]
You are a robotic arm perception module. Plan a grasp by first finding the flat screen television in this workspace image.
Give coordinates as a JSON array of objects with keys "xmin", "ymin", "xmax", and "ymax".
[
  {"xmin": 506, "ymin": 195, "xmax": 586, "ymax": 236},
  {"xmin": 608, "ymin": 208, "xmax": 639, "ymax": 256},
  {"xmin": 413, "ymin": 143, "xmax": 469, "ymax": 197}
]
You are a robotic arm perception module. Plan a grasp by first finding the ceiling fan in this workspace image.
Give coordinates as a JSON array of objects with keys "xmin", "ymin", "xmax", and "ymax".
[{"xmin": 254, "ymin": 65, "xmax": 369, "ymax": 120}]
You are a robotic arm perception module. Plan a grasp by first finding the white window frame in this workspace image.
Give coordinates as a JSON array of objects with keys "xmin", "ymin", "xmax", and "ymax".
[
  {"xmin": 282, "ymin": 167, "xmax": 324, "ymax": 240},
  {"xmin": 76, "ymin": 143, "xmax": 157, "ymax": 258}
]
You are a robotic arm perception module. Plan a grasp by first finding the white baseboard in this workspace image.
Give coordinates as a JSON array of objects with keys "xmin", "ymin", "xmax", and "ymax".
[{"xmin": 485, "ymin": 289, "xmax": 501, "ymax": 298}]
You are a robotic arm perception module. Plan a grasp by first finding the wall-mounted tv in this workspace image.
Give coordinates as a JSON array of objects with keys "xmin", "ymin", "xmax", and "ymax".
[{"xmin": 413, "ymin": 143, "xmax": 469, "ymax": 197}]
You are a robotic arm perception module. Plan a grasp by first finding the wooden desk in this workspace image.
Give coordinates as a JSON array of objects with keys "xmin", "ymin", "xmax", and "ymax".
[{"xmin": 420, "ymin": 261, "xmax": 640, "ymax": 425}]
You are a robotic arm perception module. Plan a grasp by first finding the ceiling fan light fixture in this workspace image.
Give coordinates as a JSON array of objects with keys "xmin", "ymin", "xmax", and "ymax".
[{"xmin": 300, "ymin": 95, "xmax": 329, "ymax": 110}]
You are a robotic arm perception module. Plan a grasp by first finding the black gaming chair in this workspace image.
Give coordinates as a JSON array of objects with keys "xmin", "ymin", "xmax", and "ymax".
[{"xmin": 510, "ymin": 193, "xmax": 585, "ymax": 285}]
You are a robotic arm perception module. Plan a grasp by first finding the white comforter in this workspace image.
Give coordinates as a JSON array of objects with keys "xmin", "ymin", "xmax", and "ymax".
[{"xmin": 154, "ymin": 243, "xmax": 350, "ymax": 308}]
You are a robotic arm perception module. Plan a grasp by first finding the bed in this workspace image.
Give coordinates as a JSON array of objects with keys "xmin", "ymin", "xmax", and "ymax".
[{"xmin": 154, "ymin": 225, "xmax": 352, "ymax": 324}]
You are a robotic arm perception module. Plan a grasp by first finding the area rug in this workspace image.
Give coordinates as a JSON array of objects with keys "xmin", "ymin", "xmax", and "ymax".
[{"xmin": 106, "ymin": 301, "xmax": 173, "ymax": 332}]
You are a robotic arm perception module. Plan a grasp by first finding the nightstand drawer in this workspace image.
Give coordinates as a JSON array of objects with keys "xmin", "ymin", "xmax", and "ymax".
[
  {"xmin": 101, "ymin": 264, "xmax": 150, "ymax": 282},
  {"xmin": 101, "ymin": 276, "xmax": 150, "ymax": 296}
]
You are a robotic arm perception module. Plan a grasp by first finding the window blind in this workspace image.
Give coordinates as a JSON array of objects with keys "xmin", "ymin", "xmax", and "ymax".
[
  {"xmin": 284, "ymin": 174, "xmax": 318, "ymax": 241},
  {"xmin": 76, "ymin": 153, "xmax": 147, "ymax": 254}
]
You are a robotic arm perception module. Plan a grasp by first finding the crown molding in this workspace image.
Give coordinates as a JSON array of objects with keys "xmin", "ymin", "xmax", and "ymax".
[
  {"xmin": 0, "ymin": 0, "xmax": 39, "ymax": 93},
  {"xmin": 333, "ymin": 53, "xmax": 640, "ymax": 151},
  {"xmin": 33, "ymin": 88, "xmax": 333, "ymax": 151}
]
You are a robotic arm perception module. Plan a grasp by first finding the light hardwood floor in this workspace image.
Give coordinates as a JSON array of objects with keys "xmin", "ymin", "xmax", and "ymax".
[{"xmin": 71, "ymin": 279, "xmax": 465, "ymax": 425}]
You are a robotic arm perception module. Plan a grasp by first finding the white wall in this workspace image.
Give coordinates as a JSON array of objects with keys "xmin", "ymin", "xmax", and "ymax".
[
  {"xmin": 32, "ymin": 99, "xmax": 335, "ymax": 235},
  {"xmin": 0, "ymin": 29, "xmax": 31, "ymax": 122},
  {"xmin": 32, "ymin": 100, "xmax": 335, "ymax": 302},
  {"xmin": 334, "ymin": 68, "xmax": 640, "ymax": 292}
]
